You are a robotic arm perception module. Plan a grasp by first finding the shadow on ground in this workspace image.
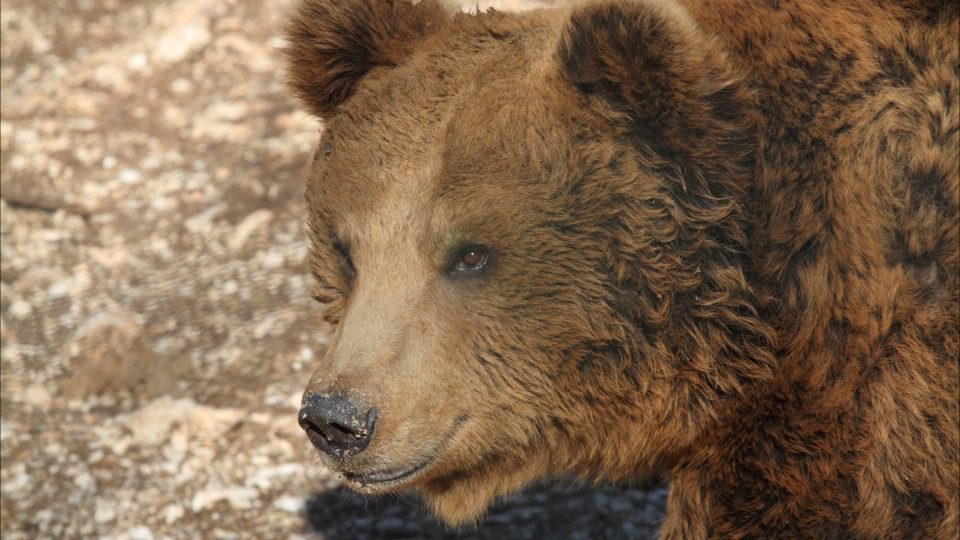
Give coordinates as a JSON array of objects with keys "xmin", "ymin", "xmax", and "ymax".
[{"xmin": 305, "ymin": 481, "xmax": 667, "ymax": 539}]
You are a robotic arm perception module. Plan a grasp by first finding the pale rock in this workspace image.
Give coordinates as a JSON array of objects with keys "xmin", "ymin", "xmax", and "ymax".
[
  {"xmin": 170, "ymin": 78, "xmax": 193, "ymax": 94},
  {"xmin": 127, "ymin": 51, "xmax": 149, "ymax": 71},
  {"xmin": 183, "ymin": 403, "xmax": 245, "ymax": 443},
  {"xmin": 118, "ymin": 168, "xmax": 142, "ymax": 184},
  {"xmin": 184, "ymin": 203, "xmax": 226, "ymax": 234},
  {"xmin": 228, "ymin": 209, "xmax": 273, "ymax": 251},
  {"xmin": 245, "ymin": 463, "xmax": 305, "ymax": 490},
  {"xmin": 271, "ymin": 495, "xmax": 305, "ymax": 514},
  {"xmin": 191, "ymin": 485, "xmax": 260, "ymax": 512},
  {"xmin": 162, "ymin": 105, "xmax": 188, "ymax": 129},
  {"xmin": 121, "ymin": 526, "xmax": 154, "ymax": 540},
  {"xmin": 286, "ymin": 391, "xmax": 302, "ymax": 411},
  {"xmin": 14, "ymin": 128, "xmax": 38, "ymax": 146},
  {"xmin": 247, "ymin": 412, "xmax": 271, "ymax": 425},
  {"xmin": 58, "ymin": 307, "xmax": 166, "ymax": 399},
  {"xmin": 222, "ymin": 280, "xmax": 238, "ymax": 295},
  {"xmin": 163, "ymin": 504, "xmax": 184, "ymax": 525},
  {"xmin": 30, "ymin": 33, "xmax": 52, "ymax": 54},
  {"xmin": 111, "ymin": 436, "xmax": 132, "ymax": 455},
  {"xmin": 64, "ymin": 91, "xmax": 106, "ymax": 117},
  {"xmin": 150, "ymin": 196, "xmax": 174, "ymax": 212},
  {"xmin": 74, "ymin": 471, "xmax": 96, "ymax": 491},
  {"xmin": 204, "ymin": 101, "xmax": 248, "ymax": 122},
  {"xmin": 262, "ymin": 250, "xmax": 285, "ymax": 269},
  {"xmin": 123, "ymin": 397, "xmax": 195, "ymax": 447},
  {"xmin": 153, "ymin": 18, "xmax": 211, "ymax": 65},
  {"xmin": 9, "ymin": 300, "xmax": 32, "ymax": 319},
  {"xmin": 1, "ymin": 472, "xmax": 30, "ymax": 495},
  {"xmin": 67, "ymin": 118, "xmax": 97, "ymax": 131},
  {"xmin": 93, "ymin": 64, "xmax": 129, "ymax": 92},
  {"xmin": 9, "ymin": 154, "xmax": 28, "ymax": 170},
  {"xmin": 22, "ymin": 384, "xmax": 52, "ymax": 408},
  {"xmin": 95, "ymin": 500, "xmax": 117, "ymax": 523},
  {"xmin": 263, "ymin": 393, "xmax": 286, "ymax": 407}
]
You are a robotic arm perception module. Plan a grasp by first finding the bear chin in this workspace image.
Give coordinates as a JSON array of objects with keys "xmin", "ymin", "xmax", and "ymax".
[{"xmin": 417, "ymin": 456, "xmax": 551, "ymax": 526}]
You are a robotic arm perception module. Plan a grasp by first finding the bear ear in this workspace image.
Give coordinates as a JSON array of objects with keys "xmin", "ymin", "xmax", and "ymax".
[
  {"xmin": 556, "ymin": 0, "xmax": 740, "ymax": 148},
  {"xmin": 284, "ymin": 0, "xmax": 448, "ymax": 118}
]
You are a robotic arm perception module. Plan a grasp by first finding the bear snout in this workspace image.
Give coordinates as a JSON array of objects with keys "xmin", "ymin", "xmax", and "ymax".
[{"xmin": 298, "ymin": 393, "xmax": 378, "ymax": 459}]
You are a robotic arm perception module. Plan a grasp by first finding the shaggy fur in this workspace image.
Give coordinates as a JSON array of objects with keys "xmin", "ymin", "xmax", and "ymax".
[{"xmin": 283, "ymin": 0, "xmax": 960, "ymax": 537}]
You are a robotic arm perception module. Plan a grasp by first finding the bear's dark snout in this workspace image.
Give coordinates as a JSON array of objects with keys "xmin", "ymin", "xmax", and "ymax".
[{"xmin": 299, "ymin": 393, "xmax": 377, "ymax": 459}]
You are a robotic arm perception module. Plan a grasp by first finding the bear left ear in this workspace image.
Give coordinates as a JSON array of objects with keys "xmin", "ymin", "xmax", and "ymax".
[
  {"xmin": 557, "ymin": 0, "xmax": 746, "ymax": 151},
  {"xmin": 285, "ymin": 0, "xmax": 448, "ymax": 118}
]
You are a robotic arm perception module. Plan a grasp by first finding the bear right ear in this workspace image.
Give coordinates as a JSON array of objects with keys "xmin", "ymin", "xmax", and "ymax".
[
  {"xmin": 284, "ymin": 0, "xmax": 448, "ymax": 118},
  {"xmin": 556, "ymin": 0, "xmax": 747, "ymax": 155}
]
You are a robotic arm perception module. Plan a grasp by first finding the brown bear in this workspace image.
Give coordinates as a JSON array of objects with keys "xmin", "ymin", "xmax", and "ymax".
[{"xmin": 283, "ymin": 0, "xmax": 959, "ymax": 537}]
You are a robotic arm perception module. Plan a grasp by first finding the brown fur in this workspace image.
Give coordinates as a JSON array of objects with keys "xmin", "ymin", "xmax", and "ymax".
[{"xmin": 283, "ymin": 0, "xmax": 960, "ymax": 537}]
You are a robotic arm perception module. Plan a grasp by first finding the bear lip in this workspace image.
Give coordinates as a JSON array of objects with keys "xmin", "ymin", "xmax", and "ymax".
[
  {"xmin": 343, "ymin": 458, "xmax": 432, "ymax": 490},
  {"xmin": 341, "ymin": 414, "xmax": 471, "ymax": 492}
]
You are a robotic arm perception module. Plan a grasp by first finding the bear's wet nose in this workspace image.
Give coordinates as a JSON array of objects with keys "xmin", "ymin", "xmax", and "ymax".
[{"xmin": 298, "ymin": 393, "xmax": 377, "ymax": 459}]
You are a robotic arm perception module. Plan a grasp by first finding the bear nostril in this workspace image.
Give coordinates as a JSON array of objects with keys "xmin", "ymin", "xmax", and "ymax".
[
  {"xmin": 298, "ymin": 393, "xmax": 377, "ymax": 458},
  {"xmin": 325, "ymin": 422, "xmax": 360, "ymax": 448}
]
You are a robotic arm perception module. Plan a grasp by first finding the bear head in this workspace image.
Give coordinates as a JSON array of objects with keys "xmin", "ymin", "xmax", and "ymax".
[{"xmin": 285, "ymin": 0, "xmax": 776, "ymax": 525}]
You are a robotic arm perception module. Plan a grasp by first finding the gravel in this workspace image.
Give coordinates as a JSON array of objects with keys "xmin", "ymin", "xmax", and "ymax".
[{"xmin": 1, "ymin": 0, "xmax": 665, "ymax": 537}]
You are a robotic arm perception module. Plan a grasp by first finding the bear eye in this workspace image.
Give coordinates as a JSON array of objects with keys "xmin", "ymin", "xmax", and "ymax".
[
  {"xmin": 449, "ymin": 245, "xmax": 490, "ymax": 276},
  {"xmin": 331, "ymin": 235, "xmax": 356, "ymax": 282}
]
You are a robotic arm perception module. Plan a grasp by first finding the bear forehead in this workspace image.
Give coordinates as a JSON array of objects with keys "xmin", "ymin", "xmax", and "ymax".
[
  {"xmin": 311, "ymin": 34, "xmax": 572, "ymax": 227},
  {"xmin": 324, "ymin": 17, "xmax": 561, "ymax": 151}
]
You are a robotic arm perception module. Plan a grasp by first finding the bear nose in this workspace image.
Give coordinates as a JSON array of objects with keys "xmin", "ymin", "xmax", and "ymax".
[{"xmin": 298, "ymin": 393, "xmax": 377, "ymax": 459}]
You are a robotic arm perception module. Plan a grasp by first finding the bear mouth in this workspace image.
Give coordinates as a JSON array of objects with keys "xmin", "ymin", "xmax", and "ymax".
[
  {"xmin": 343, "ymin": 459, "xmax": 432, "ymax": 490},
  {"xmin": 341, "ymin": 414, "xmax": 470, "ymax": 492}
]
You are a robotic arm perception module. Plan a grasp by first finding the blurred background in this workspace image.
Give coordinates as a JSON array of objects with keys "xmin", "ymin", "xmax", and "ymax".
[{"xmin": 0, "ymin": 0, "xmax": 664, "ymax": 537}]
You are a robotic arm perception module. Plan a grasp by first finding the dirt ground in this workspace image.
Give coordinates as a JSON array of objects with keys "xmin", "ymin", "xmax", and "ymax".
[{"xmin": 0, "ymin": 0, "xmax": 665, "ymax": 538}]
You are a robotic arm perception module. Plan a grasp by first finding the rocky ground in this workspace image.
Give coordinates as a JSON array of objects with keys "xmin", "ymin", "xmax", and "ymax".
[{"xmin": 0, "ymin": 0, "xmax": 665, "ymax": 538}]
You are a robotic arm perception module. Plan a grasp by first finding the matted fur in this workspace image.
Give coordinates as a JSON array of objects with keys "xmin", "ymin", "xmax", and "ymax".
[{"xmin": 283, "ymin": 0, "xmax": 960, "ymax": 537}]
